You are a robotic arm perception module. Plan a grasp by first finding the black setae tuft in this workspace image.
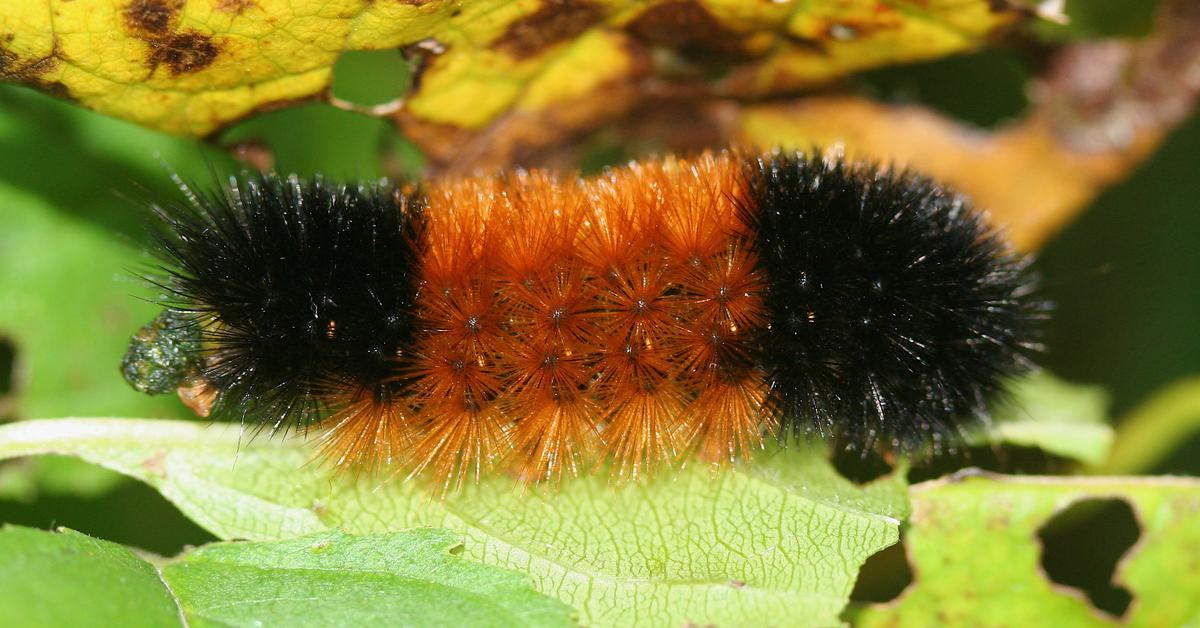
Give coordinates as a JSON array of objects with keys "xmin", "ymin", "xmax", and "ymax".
[
  {"xmin": 744, "ymin": 153, "xmax": 1046, "ymax": 453},
  {"xmin": 151, "ymin": 174, "xmax": 425, "ymax": 431}
]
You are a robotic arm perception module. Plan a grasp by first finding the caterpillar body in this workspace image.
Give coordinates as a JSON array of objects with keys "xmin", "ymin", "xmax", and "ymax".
[{"xmin": 122, "ymin": 150, "xmax": 1045, "ymax": 488}]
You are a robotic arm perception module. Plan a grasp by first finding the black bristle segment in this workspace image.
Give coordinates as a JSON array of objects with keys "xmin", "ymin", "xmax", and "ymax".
[
  {"xmin": 152, "ymin": 173, "xmax": 424, "ymax": 431},
  {"xmin": 743, "ymin": 153, "xmax": 1046, "ymax": 454}
]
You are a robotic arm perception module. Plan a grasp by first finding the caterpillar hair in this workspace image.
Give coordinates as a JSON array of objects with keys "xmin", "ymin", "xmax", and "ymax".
[{"xmin": 122, "ymin": 150, "xmax": 1046, "ymax": 488}]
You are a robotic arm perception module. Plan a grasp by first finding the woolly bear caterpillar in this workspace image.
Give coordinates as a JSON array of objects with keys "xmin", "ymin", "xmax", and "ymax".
[{"xmin": 122, "ymin": 150, "xmax": 1045, "ymax": 488}]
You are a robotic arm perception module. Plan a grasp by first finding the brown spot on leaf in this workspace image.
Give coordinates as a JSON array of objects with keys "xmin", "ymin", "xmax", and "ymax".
[
  {"xmin": 0, "ymin": 45, "xmax": 15, "ymax": 76},
  {"xmin": 984, "ymin": 0, "xmax": 1032, "ymax": 13},
  {"xmin": 122, "ymin": 0, "xmax": 221, "ymax": 75},
  {"xmin": 215, "ymin": 0, "xmax": 256, "ymax": 14},
  {"xmin": 625, "ymin": 0, "xmax": 745, "ymax": 56},
  {"xmin": 0, "ymin": 38, "xmax": 72, "ymax": 101},
  {"xmin": 36, "ymin": 80, "xmax": 73, "ymax": 100},
  {"xmin": 123, "ymin": 0, "xmax": 184, "ymax": 36},
  {"xmin": 149, "ymin": 31, "xmax": 221, "ymax": 75},
  {"xmin": 491, "ymin": 0, "xmax": 604, "ymax": 60},
  {"xmin": 0, "ymin": 34, "xmax": 52, "ymax": 79},
  {"xmin": 5, "ymin": 53, "xmax": 57, "ymax": 79},
  {"xmin": 140, "ymin": 450, "xmax": 169, "ymax": 478}
]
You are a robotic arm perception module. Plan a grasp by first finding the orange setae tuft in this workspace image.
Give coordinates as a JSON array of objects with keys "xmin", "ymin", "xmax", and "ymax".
[
  {"xmin": 409, "ymin": 399, "xmax": 512, "ymax": 494},
  {"xmin": 502, "ymin": 338, "xmax": 602, "ymax": 482},
  {"xmin": 681, "ymin": 374, "xmax": 771, "ymax": 464},
  {"xmin": 316, "ymin": 151, "xmax": 768, "ymax": 488},
  {"xmin": 315, "ymin": 390, "xmax": 416, "ymax": 473},
  {"xmin": 492, "ymin": 171, "xmax": 587, "ymax": 281}
]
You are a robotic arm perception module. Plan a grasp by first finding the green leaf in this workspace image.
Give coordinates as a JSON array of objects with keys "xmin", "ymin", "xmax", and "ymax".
[
  {"xmin": 981, "ymin": 372, "xmax": 1114, "ymax": 465},
  {"xmin": 164, "ymin": 528, "xmax": 574, "ymax": 627},
  {"xmin": 1098, "ymin": 375, "xmax": 1200, "ymax": 474},
  {"xmin": 855, "ymin": 472, "xmax": 1200, "ymax": 627},
  {"xmin": 0, "ymin": 93, "xmax": 225, "ymax": 498},
  {"xmin": 0, "ymin": 526, "xmax": 181, "ymax": 628},
  {"xmin": 0, "ymin": 418, "xmax": 907, "ymax": 627},
  {"xmin": 0, "ymin": 525, "xmax": 573, "ymax": 627},
  {"xmin": 0, "ymin": 182, "xmax": 184, "ymax": 420}
]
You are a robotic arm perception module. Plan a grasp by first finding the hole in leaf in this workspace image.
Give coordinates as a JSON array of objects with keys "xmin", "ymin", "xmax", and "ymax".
[
  {"xmin": 331, "ymin": 49, "xmax": 412, "ymax": 107},
  {"xmin": 0, "ymin": 335, "xmax": 19, "ymax": 418},
  {"xmin": 831, "ymin": 446, "xmax": 893, "ymax": 485},
  {"xmin": 850, "ymin": 536, "xmax": 913, "ymax": 604},
  {"xmin": 1038, "ymin": 497, "xmax": 1140, "ymax": 618},
  {"xmin": 0, "ymin": 336, "xmax": 15, "ymax": 393}
]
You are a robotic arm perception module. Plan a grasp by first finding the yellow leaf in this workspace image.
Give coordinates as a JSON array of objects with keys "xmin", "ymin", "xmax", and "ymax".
[{"xmin": 0, "ymin": 0, "xmax": 1037, "ymax": 139}]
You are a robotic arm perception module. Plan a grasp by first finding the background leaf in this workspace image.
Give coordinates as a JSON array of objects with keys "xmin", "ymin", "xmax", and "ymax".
[
  {"xmin": 0, "ymin": 526, "xmax": 181, "ymax": 628},
  {"xmin": 0, "ymin": 525, "xmax": 574, "ymax": 627},
  {"xmin": 982, "ymin": 372, "xmax": 1113, "ymax": 466},
  {"xmin": 1096, "ymin": 375, "xmax": 1200, "ymax": 475},
  {"xmin": 0, "ymin": 182, "xmax": 185, "ymax": 420},
  {"xmin": 0, "ymin": 418, "xmax": 907, "ymax": 627},
  {"xmin": 855, "ymin": 472, "xmax": 1200, "ymax": 627},
  {"xmin": 164, "ymin": 528, "xmax": 574, "ymax": 627}
]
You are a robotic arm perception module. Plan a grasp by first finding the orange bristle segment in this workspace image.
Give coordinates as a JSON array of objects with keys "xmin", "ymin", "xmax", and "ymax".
[
  {"xmin": 493, "ymin": 171, "xmax": 587, "ymax": 281},
  {"xmin": 594, "ymin": 257, "xmax": 682, "ymax": 343},
  {"xmin": 581, "ymin": 155, "xmax": 766, "ymax": 475},
  {"xmin": 600, "ymin": 385, "xmax": 688, "ymax": 480},
  {"xmin": 587, "ymin": 254, "xmax": 686, "ymax": 477},
  {"xmin": 651, "ymin": 154, "xmax": 751, "ymax": 263},
  {"xmin": 309, "ymin": 151, "xmax": 770, "ymax": 486},
  {"xmin": 405, "ymin": 333, "xmax": 513, "ymax": 491},
  {"xmin": 502, "ymin": 338, "xmax": 601, "ymax": 484},
  {"xmin": 499, "ymin": 272, "xmax": 606, "ymax": 483},
  {"xmin": 489, "ymin": 174, "xmax": 604, "ymax": 483},
  {"xmin": 315, "ymin": 390, "xmax": 417, "ymax": 472},
  {"xmin": 678, "ymin": 247, "xmax": 767, "ymax": 334},
  {"xmin": 408, "ymin": 400, "xmax": 512, "ymax": 493},
  {"xmin": 418, "ymin": 177, "xmax": 498, "ymax": 289},
  {"xmin": 681, "ymin": 373, "xmax": 771, "ymax": 464},
  {"xmin": 420, "ymin": 279, "xmax": 507, "ymax": 356},
  {"xmin": 593, "ymin": 330, "xmax": 688, "ymax": 478},
  {"xmin": 576, "ymin": 173, "xmax": 655, "ymax": 274},
  {"xmin": 504, "ymin": 268, "xmax": 600, "ymax": 348},
  {"xmin": 406, "ymin": 179, "xmax": 517, "ymax": 490}
]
